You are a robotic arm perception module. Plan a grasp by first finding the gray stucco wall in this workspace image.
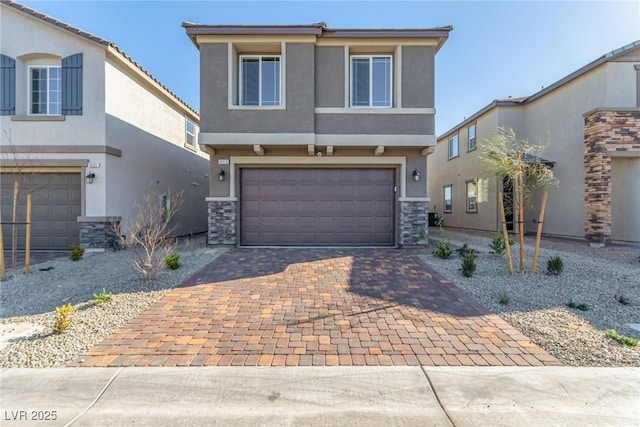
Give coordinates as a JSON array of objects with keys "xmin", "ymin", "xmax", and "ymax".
[
  {"xmin": 315, "ymin": 46, "xmax": 344, "ymax": 107},
  {"xmin": 401, "ymin": 46, "xmax": 434, "ymax": 108},
  {"xmin": 315, "ymin": 114, "xmax": 434, "ymax": 135},
  {"xmin": 200, "ymin": 42, "xmax": 316, "ymax": 134}
]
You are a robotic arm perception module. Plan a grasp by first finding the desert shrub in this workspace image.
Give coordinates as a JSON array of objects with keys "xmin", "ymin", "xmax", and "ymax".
[
  {"xmin": 433, "ymin": 225, "xmax": 452, "ymax": 259},
  {"xmin": 614, "ymin": 289, "xmax": 632, "ymax": 306},
  {"xmin": 605, "ymin": 329, "xmax": 638, "ymax": 347},
  {"xmin": 496, "ymin": 289, "xmax": 510, "ymax": 306},
  {"xmin": 69, "ymin": 244, "xmax": 85, "ymax": 261},
  {"xmin": 565, "ymin": 300, "xmax": 589, "ymax": 311},
  {"xmin": 456, "ymin": 243, "xmax": 476, "ymax": 257},
  {"xmin": 488, "ymin": 232, "xmax": 515, "ymax": 255},
  {"xmin": 92, "ymin": 288, "xmax": 112, "ymax": 305},
  {"xmin": 164, "ymin": 253, "xmax": 181, "ymax": 270},
  {"xmin": 547, "ymin": 256, "xmax": 564, "ymax": 275},
  {"xmin": 461, "ymin": 253, "xmax": 477, "ymax": 277},
  {"xmin": 53, "ymin": 303, "xmax": 76, "ymax": 334}
]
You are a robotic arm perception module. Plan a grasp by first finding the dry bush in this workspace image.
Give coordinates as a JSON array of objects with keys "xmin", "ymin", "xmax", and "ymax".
[{"xmin": 112, "ymin": 189, "xmax": 183, "ymax": 280}]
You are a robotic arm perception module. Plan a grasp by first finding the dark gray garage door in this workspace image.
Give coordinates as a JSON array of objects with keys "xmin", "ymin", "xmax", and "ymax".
[
  {"xmin": 1, "ymin": 173, "xmax": 81, "ymax": 249},
  {"xmin": 241, "ymin": 168, "xmax": 395, "ymax": 246}
]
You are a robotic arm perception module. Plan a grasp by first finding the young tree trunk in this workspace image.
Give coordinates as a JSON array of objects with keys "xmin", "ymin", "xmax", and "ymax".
[
  {"xmin": 11, "ymin": 179, "xmax": 19, "ymax": 271},
  {"xmin": 0, "ymin": 208, "xmax": 6, "ymax": 281},
  {"xmin": 517, "ymin": 152, "xmax": 525, "ymax": 273},
  {"xmin": 25, "ymin": 193, "xmax": 32, "ymax": 274},
  {"xmin": 531, "ymin": 190, "xmax": 548, "ymax": 274},
  {"xmin": 498, "ymin": 191, "xmax": 514, "ymax": 275}
]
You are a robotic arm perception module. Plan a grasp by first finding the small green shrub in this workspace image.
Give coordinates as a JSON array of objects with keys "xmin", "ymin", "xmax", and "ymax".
[
  {"xmin": 547, "ymin": 256, "xmax": 564, "ymax": 275},
  {"xmin": 565, "ymin": 300, "xmax": 589, "ymax": 311},
  {"xmin": 496, "ymin": 290, "xmax": 510, "ymax": 306},
  {"xmin": 53, "ymin": 303, "xmax": 76, "ymax": 334},
  {"xmin": 461, "ymin": 253, "xmax": 477, "ymax": 277},
  {"xmin": 433, "ymin": 225, "xmax": 452, "ymax": 259},
  {"xmin": 164, "ymin": 253, "xmax": 181, "ymax": 270},
  {"xmin": 456, "ymin": 244, "xmax": 476, "ymax": 257},
  {"xmin": 605, "ymin": 329, "xmax": 638, "ymax": 347},
  {"xmin": 69, "ymin": 244, "xmax": 85, "ymax": 261},
  {"xmin": 488, "ymin": 232, "xmax": 514, "ymax": 255},
  {"xmin": 92, "ymin": 288, "xmax": 112, "ymax": 305}
]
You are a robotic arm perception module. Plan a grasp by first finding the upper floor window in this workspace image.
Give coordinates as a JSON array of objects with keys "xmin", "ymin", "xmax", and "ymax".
[
  {"xmin": 239, "ymin": 55, "xmax": 281, "ymax": 106},
  {"xmin": 468, "ymin": 124, "xmax": 476, "ymax": 151},
  {"xmin": 186, "ymin": 119, "xmax": 196, "ymax": 148},
  {"xmin": 448, "ymin": 135, "xmax": 459, "ymax": 159},
  {"xmin": 350, "ymin": 55, "xmax": 392, "ymax": 108},
  {"xmin": 30, "ymin": 66, "xmax": 61, "ymax": 115}
]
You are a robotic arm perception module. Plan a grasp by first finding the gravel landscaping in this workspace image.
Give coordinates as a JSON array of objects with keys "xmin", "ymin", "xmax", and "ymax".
[
  {"xmin": 421, "ymin": 227, "xmax": 640, "ymax": 367},
  {"xmin": 0, "ymin": 236, "xmax": 225, "ymax": 368}
]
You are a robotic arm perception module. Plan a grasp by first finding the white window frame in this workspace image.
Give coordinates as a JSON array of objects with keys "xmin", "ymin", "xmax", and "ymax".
[
  {"xmin": 185, "ymin": 119, "xmax": 196, "ymax": 148},
  {"xmin": 444, "ymin": 185, "xmax": 452, "ymax": 213},
  {"xmin": 468, "ymin": 124, "xmax": 476, "ymax": 151},
  {"xmin": 28, "ymin": 65, "xmax": 62, "ymax": 116},
  {"xmin": 350, "ymin": 55, "xmax": 393, "ymax": 108},
  {"xmin": 238, "ymin": 55, "xmax": 281, "ymax": 107},
  {"xmin": 448, "ymin": 135, "xmax": 459, "ymax": 159},
  {"xmin": 466, "ymin": 180, "xmax": 477, "ymax": 213}
]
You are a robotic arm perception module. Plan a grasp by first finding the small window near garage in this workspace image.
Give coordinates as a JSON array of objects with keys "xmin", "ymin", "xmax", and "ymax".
[
  {"xmin": 468, "ymin": 124, "xmax": 476, "ymax": 151},
  {"xmin": 466, "ymin": 180, "xmax": 477, "ymax": 212},
  {"xmin": 444, "ymin": 185, "xmax": 452, "ymax": 213},
  {"xmin": 239, "ymin": 55, "xmax": 281, "ymax": 106},
  {"xmin": 186, "ymin": 119, "xmax": 196, "ymax": 148},
  {"xmin": 448, "ymin": 135, "xmax": 459, "ymax": 159},
  {"xmin": 30, "ymin": 66, "xmax": 61, "ymax": 115}
]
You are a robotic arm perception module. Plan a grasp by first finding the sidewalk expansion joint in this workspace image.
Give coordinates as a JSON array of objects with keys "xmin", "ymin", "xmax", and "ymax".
[
  {"xmin": 64, "ymin": 367, "xmax": 123, "ymax": 426},
  {"xmin": 421, "ymin": 367, "xmax": 455, "ymax": 427}
]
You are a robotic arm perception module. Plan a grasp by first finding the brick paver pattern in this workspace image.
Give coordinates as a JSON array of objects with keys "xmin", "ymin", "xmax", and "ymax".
[{"xmin": 72, "ymin": 249, "xmax": 560, "ymax": 367}]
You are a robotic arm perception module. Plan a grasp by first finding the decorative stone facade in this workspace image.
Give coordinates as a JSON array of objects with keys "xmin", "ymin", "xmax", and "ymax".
[
  {"xmin": 584, "ymin": 108, "xmax": 640, "ymax": 245},
  {"xmin": 399, "ymin": 200, "xmax": 429, "ymax": 246},
  {"xmin": 208, "ymin": 200, "xmax": 237, "ymax": 245},
  {"xmin": 78, "ymin": 217, "xmax": 120, "ymax": 249}
]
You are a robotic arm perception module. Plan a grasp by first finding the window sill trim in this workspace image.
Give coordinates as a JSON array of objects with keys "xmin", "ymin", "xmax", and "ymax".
[
  {"xmin": 228, "ymin": 105, "xmax": 286, "ymax": 111},
  {"xmin": 316, "ymin": 107, "xmax": 435, "ymax": 115},
  {"xmin": 10, "ymin": 115, "xmax": 66, "ymax": 122},
  {"xmin": 183, "ymin": 143, "xmax": 197, "ymax": 153},
  {"xmin": 447, "ymin": 155, "xmax": 460, "ymax": 161},
  {"xmin": 467, "ymin": 147, "xmax": 477, "ymax": 153}
]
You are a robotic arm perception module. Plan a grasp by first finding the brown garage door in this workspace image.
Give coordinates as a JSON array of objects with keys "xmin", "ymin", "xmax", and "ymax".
[
  {"xmin": 241, "ymin": 168, "xmax": 395, "ymax": 246},
  {"xmin": 1, "ymin": 173, "xmax": 81, "ymax": 249}
]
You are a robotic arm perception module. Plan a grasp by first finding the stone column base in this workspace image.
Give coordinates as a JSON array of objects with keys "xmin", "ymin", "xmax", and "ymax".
[
  {"xmin": 208, "ymin": 200, "xmax": 237, "ymax": 246},
  {"xmin": 399, "ymin": 200, "xmax": 429, "ymax": 246},
  {"xmin": 77, "ymin": 216, "xmax": 121, "ymax": 249}
]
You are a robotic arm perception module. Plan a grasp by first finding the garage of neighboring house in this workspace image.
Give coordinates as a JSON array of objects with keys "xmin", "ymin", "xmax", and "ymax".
[
  {"xmin": 1, "ymin": 172, "xmax": 81, "ymax": 250},
  {"xmin": 240, "ymin": 168, "xmax": 395, "ymax": 246}
]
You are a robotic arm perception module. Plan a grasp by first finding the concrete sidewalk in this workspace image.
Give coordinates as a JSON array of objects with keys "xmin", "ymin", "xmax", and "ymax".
[{"xmin": 1, "ymin": 367, "xmax": 638, "ymax": 426}]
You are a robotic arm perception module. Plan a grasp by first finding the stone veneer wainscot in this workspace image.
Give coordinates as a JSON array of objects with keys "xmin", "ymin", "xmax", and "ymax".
[
  {"xmin": 399, "ymin": 200, "xmax": 429, "ymax": 246},
  {"xmin": 208, "ymin": 200, "xmax": 237, "ymax": 245}
]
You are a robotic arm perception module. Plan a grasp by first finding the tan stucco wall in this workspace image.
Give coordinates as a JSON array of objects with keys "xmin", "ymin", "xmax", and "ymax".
[
  {"xmin": 429, "ymin": 108, "xmax": 499, "ymax": 230},
  {"xmin": 104, "ymin": 62, "xmax": 208, "ymax": 235},
  {"xmin": 611, "ymin": 157, "xmax": 640, "ymax": 243}
]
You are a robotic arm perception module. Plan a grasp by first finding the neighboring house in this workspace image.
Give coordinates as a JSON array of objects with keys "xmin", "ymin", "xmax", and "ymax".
[
  {"xmin": 428, "ymin": 40, "xmax": 640, "ymax": 246},
  {"xmin": 0, "ymin": 1, "xmax": 209, "ymax": 250},
  {"xmin": 183, "ymin": 23, "xmax": 451, "ymax": 246}
]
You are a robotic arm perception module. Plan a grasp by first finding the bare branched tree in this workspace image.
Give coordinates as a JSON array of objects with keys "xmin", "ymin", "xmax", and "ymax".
[{"xmin": 112, "ymin": 189, "xmax": 184, "ymax": 280}]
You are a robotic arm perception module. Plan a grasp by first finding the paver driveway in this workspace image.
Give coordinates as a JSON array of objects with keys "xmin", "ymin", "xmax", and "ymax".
[{"xmin": 72, "ymin": 249, "xmax": 559, "ymax": 367}]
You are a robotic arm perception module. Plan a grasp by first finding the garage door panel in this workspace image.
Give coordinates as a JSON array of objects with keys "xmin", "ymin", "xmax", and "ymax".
[
  {"xmin": 241, "ymin": 168, "xmax": 394, "ymax": 246},
  {"xmin": 1, "ymin": 173, "xmax": 80, "ymax": 249}
]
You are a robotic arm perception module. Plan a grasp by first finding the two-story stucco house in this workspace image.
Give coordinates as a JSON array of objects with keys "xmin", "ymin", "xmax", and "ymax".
[
  {"xmin": 0, "ymin": 1, "xmax": 209, "ymax": 249},
  {"xmin": 183, "ymin": 23, "xmax": 451, "ymax": 246},
  {"xmin": 428, "ymin": 40, "xmax": 640, "ymax": 246}
]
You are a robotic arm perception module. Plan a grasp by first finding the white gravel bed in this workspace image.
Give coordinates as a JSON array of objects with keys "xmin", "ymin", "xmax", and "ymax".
[
  {"xmin": 0, "ymin": 237, "xmax": 226, "ymax": 368},
  {"xmin": 421, "ymin": 228, "xmax": 640, "ymax": 366}
]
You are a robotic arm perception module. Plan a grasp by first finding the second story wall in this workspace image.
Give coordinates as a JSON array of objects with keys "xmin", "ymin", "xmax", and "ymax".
[{"xmin": 0, "ymin": 4, "xmax": 106, "ymax": 147}]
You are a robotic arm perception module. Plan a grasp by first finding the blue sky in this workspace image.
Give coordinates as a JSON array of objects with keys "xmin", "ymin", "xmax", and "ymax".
[{"xmin": 19, "ymin": 1, "xmax": 640, "ymax": 135}]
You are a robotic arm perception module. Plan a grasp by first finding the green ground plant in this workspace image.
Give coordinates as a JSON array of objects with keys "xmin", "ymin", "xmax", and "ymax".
[
  {"xmin": 68, "ymin": 244, "xmax": 85, "ymax": 261},
  {"xmin": 164, "ymin": 253, "xmax": 181, "ymax": 270},
  {"xmin": 605, "ymin": 329, "xmax": 638, "ymax": 347},
  {"xmin": 461, "ymin": 252, "xmax": 477, "ymax": 277},
  {"xmin": 433, "ymin": 225, "xmax": 452, "ymax": 259},
  {"xmin": 496, "ymin": 290, "xmax": 510, "ymax": 306},
  {"xmin": 488, "ymin": 232, "xmax": 515, "ymax": 255},
  {"xmin": 547, "ymin": 256, "xmax": 564, "ymax": 275},
  {"xmin": 92, "ymin": 288, "xmax": 112, "ymax": 305},
  {"xmin": 565, "ymin": 300, "xmax": 589, "ymax": 311}
]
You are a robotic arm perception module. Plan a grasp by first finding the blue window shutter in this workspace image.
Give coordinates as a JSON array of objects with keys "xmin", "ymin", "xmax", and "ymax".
[
  {"xmin": 0, "ymin": 54, "xmax": 16, "ymax": 116},
  {"xmin": 61, "ymin": 53, "xmax": 83, "ymax": 115}
]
